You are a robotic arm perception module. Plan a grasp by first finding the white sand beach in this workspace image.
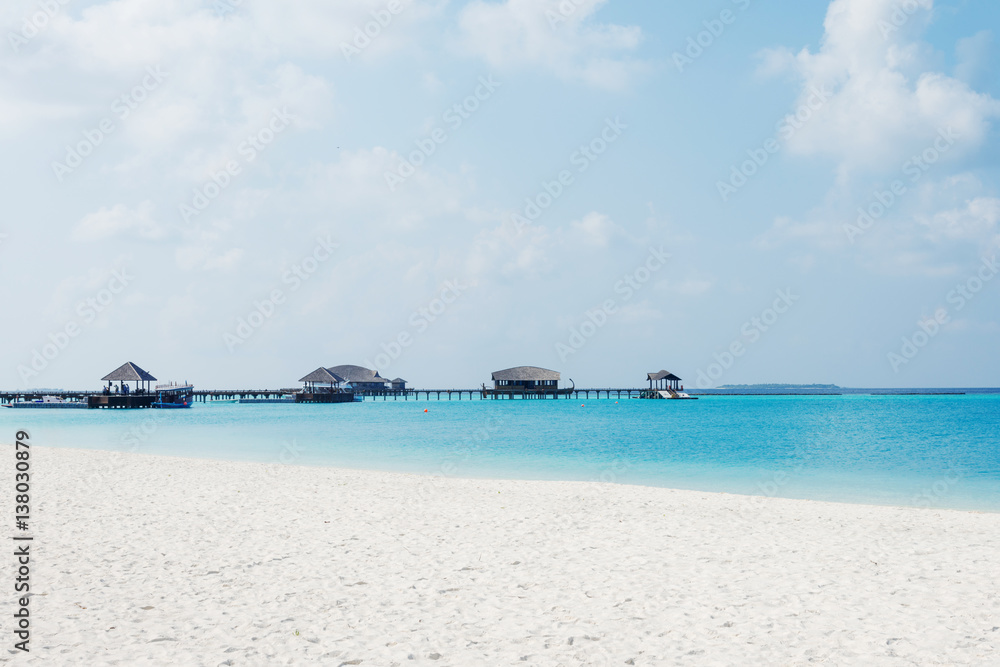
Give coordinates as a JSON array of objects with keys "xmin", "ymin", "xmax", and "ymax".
[{"xmin": 4, "ymin": 445, "xmax": 999, "ymax": 666}]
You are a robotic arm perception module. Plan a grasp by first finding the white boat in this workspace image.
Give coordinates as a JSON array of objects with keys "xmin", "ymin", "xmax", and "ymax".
[
  {"xmin": 656, "ymin": 390, "xmax": 697, "ymax": 400},
  {"xmin": 5, "ymin": 396, "xmax": 87, "ymax": 409}
]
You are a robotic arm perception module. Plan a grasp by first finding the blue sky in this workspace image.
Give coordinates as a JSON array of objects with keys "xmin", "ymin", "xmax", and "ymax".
[{"xmin": 1, "ymin": 0, "xmax": 998, "ymax": 389}]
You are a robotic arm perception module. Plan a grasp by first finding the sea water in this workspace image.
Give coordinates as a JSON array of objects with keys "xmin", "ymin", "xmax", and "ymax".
[{"xmin": 3, "ymin": 394, "xmax": 998, "ymax": 511}]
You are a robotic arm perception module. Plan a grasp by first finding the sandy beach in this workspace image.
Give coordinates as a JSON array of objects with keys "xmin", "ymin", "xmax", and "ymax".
[{"xmin": 3, "ymin": 445, "xmax": 998, "ymax": 666}]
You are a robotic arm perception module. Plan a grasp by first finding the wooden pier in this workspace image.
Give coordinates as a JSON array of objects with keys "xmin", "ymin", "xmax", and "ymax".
[
  {"xmin": 302, "ymin": 387, "xmax": 662, "ymax": 401},
  {"xmin": 87, "ymin": 395, "xmax": 157, "ymax": 409},
  {"xmin": 278, "ymin": 387, "xmax": 650, "ymax": 401},
  {"xmin": 3, "ymin": 387, "xmax": 663, "ymax": 405},
  {"xmin": 295, "ymin": 392, "xmax": 355, "ymax": 404},
  {"xmin": 191, "ymin": 389, "xmax": 299, "ymax": 403},
  {"xmin": 1, "ymin": 391, "xmax": 98, "ymax": 404},
  {"xmin": 2, "ymin": 363, "xmax": 701, "ymax": 406}
]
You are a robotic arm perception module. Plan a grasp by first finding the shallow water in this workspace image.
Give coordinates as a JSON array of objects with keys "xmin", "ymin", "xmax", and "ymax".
[{"xmin": 4, "ymin": 394, "xmax": 999, "ymax": 511}]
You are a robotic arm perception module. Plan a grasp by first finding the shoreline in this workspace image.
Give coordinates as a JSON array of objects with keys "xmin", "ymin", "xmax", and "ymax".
[
  {"xmin": 16, "ymin": 441, "xmax": 1000, "ymax": 515},
  {"xmin": 6, "ymin": 445, "xmax": 999, "ymax": 664}
]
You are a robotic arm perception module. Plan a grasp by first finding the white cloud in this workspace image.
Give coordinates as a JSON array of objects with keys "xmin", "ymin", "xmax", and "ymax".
[
  {"xmin": 45, "ymin": 255, "xmax": 135, "ymax": 319},
  {"xmin": 0, "ymin": 86, "xmax": 78, "ymax": 139},
  {"xmin": 659, "ymin": 278, "xmax": 713, "ymax": 297},
  {"xmin": 757, "ymin": 176, "xmax": 1000, "ymax": 277},
  {"xmin": 954, "ymin": 30, "xmax": 994, "ymax": 86},
  {"xmin": 305, "ymin": 146, "xmax": 467, "ymax": 233},
  {"xmin": 755, "ymin": 0, "xmax": 1000, "ymax": 280},
  {"xmin": 456, "ymin": 0, "xmax": 644, "ymax": 90},
  {"xmin": 175, "ymin": 244, "xmax": 244, "ymax": 273},
  {"xmin": 570, "ymin": 211, "xmax": 616, "ymax": 247},
  {"xmin": 249, "ymin": 0, "xmax": 437, "ymax": 60},
  {"xmin": 918, "ymin": 197, "xmax": 1000, "ymax": 247},
  {"xmin": 616, "ymin": 300, "xmax": 663, "ymax": 325},
  {"xmin": 73, "ymin": 201, "xmax": 165, "ymax": 241},
  {"xmin": 466, "ymin": 217, "xmax": 554, "ymax": 279},
  {"xmin": 762, "ymin": 0, "xmax": 1000, "ymax": 177},
  {"xmin": 465, "ymin": 209, "xmax": 639, "ymax": 282},
  {"xmin": 754, "ymin": 214, "xmax": 847, "ymax": 252},
  {"xmin": 1, "ymin": 1, "xmax": 336, "ymax": 156}
]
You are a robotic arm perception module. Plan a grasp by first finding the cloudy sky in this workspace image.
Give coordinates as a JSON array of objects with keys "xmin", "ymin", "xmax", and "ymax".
[{"xmin": 1, "ymin": 0, "xmax": 998, "ymax": 390}]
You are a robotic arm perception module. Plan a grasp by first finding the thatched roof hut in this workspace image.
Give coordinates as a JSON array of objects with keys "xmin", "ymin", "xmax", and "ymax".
[
  {"xmin": 327, "ymin": 365, "xmax": 390, "ymax": 389},
  {"xmin": 101, "ymin": 362, "xmax": 157, "ymax": 392},
  {"xmin": 299, "ymin": 367, "xmax": 345, "ymax": 384},
  {"xmin": 299, "ymin": 367, "xmax": 346, "ymax": 393},
  {"xmin": 647, "ymin": 370, "xmax": 682, "ymax": 390},
  {"xmin": 491, "ymin": 366, "xmax": 560, "ymax": 388},
  {"xmin": 102, "ymin": 362, "xmax": 157, "ymax": 382}
]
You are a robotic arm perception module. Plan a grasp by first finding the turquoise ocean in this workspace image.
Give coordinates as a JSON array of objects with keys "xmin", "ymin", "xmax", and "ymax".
[{"xmin": 4, "ymin": 394, "xmax": 999, "ymax": 511}]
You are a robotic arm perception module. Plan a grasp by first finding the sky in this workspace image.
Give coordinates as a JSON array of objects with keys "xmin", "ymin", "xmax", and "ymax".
[{"xmin": 1, "ymin": 0, "xmax": 998, "ymax": 390}]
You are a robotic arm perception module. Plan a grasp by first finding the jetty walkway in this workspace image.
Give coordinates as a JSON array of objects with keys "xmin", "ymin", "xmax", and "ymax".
[{"xmin": 1, "ymin": 387, "xmax": 659, "ymax": 404}]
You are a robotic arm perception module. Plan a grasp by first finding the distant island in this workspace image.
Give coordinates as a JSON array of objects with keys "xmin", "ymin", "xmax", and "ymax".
[
  {"xmin": 715, "ymin": 384, "xmax": 841, "ymax": 390},
  {"xmin": 695, "ymin": 385, "xmax": 976, "ymax": 395}
]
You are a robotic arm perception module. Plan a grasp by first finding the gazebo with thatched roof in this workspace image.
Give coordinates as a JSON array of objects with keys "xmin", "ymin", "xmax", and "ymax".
[
  {"xmin": 647, "ymin": 370, "xmax": 682, "ymax": 392},
  {"xmin": 86, "ymin": 362, "xmax": 160, "ymax": 408},
  {"xmin": 299, "ymin": 367, "xmax": 346, "ymax": 393},
  {"xmin": 295, "ymin": 367, "xmax": 355, "ymax": 404},
  {"xmin": 102, "ymin": 362, "xmax": 157, "ymax": 394}
]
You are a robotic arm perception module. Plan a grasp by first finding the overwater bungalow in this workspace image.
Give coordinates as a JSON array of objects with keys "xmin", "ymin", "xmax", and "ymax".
[
  {"xmin": 328, "ymin": 365, "xmax": 392, "ymax": 392},
  {"xmin": 487, "ymin": 366, "xmax": 569, "ymax": 399}
]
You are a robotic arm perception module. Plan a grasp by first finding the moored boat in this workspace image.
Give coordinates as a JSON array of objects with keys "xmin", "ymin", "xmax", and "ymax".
[
  {"xmin": 152, "ymin": 382, "xmax": 194, "ymax": 408},
  {"xmin": 4, "ymin": 396, "xmax": 88, "ymax": 409}
]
